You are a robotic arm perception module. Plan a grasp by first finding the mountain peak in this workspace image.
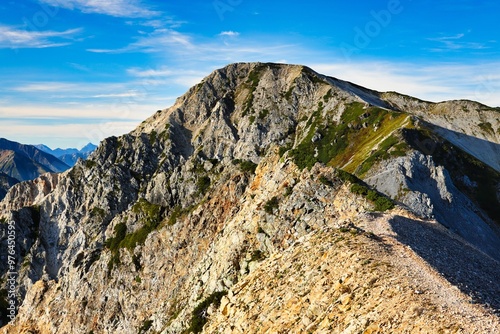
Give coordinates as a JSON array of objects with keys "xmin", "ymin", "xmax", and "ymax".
[
  {"xmin": 1, "ymin": 63, "xmax": 499, "ymax": 333},
  {"xmin": 35, "ymin": 142, "xmax": 97, "ymax": 167},
  {"xmin": 80, "ymin": 142, "xmax": 97, "ymax": 153}
]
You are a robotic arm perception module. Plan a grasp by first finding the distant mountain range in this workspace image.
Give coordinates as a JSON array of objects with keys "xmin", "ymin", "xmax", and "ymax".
[
  {"xmin": 0, "ymin": 138, "xmax": 70, "ymax": 181},
  {"xmin": 35, "ymin": 143, "xmax": 97, "ymax": 167},
  {"xmin": 0, "ymin": 138, "xmax": 96, "ymax": 199}
]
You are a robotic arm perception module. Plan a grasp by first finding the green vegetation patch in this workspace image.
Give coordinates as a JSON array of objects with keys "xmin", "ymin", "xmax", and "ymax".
[
  {"xmin": 105, "ymin": 199, "xmax": 165, "ymax": 271},
  {"xmin": 132, "ymin": 198, "xmax": 163, "ymax": 227},
  {"xmin": 264, "ymin": 196, "xmax": 280, "ymax": 214},
  {"xmin": 356, "ymin": 135, "xmax": 409, "ymax": 177},
  {"xmin": 167, "ymin": 204, "xmax": 197, "ymax": 226},
  {"xmin": 168, "ymin": 205, "xmax": 183, "ymax": 226},
  {"xmin": 185, "ymin": 291, "xmax": 228, "ymax": 334},
  {"xmin": 84, "ymin": 159, "xmax": 97, "ymax": 168},
  {"xmin": 121, "ymin": 199, "xmax": 164, "ymax": 249},
  {"xmin": 105, "ymin": 222, "xmax": 127, "ymax": 271},
  {"xmin": 91, "ymin": 207, "xmax": 106, "ymax": 219},
  {"xmin": 323, "ymin": 89, "xmax": 333, "ymax": 103},
  {"xmin": 242, "ymin": 64, "xmax": 267, "ymax": 116},
  {"xmin": 250, "ymin": 249, "xmax": 266, "ymax": 262},
  {"xmin": 232, "ymin": 159, "xmax": 258, "ymax": 174},
  {"xmin": 105, "ymin": 223, "xmax": 127, "ymax": 252},
  {"xmin": 337, "ymin": 169, "xmax": 394, "ymax": 212},
  {"xmin": 290, "ymin": 102, "xmax": 408, "ymax": 170},
  {"xmin": 278, "ymin": 143, "xmax": 293, "ymax": 158},
  {"xmin": 319, "ymin": 175, "xmax": 335, "ymax": 187},
  {"xmin": 258, "ymin": 109, "xmax": 269, "ymax": 120},
  {"xmin": 478, "ymin": 122, "xmax": 495, "ymax": 135},
  {"xmin": 149, "ymin": 130, "xmax": 157, "ymax": 145},
  {"xmin": 138, "ymin": 319, "xmax": 153, "ymax": 334},
  {"xmin": 284, "ymin": 83, "xmax": 295, "ymax": 101},
  {"xmin": 196, "ymin": 176, "xmax": 211, "ymax": 195}
]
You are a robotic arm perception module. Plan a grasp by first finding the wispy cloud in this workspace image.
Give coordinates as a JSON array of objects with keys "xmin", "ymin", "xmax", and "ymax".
[
  {"xmin": 127, "ymin": 67, "xmax": 173, "ymax": 77},
  {"xmin": 219, "ymin": 31, "xmax": 240, "ymax": 37},
  {"xmin": 428, "ymin": 33, "xmax": 488, "ymax": 51},
  {"xmin": 0, "ymin": 100, "xmax": 170, "ymax": 148},
  {"xmin": 11, "ymin": 82, "xmax": 81, "ymax": 92},
  {"xmin": 87, "ymin": 29, "xmax": 193, "ymax": 53},
  {"xmin": 87, "ymin": 28, "xmax": 299, "ymax": 68},
  {"xmin": 93, "ymin": 91, "xmax": 142, "ymax": 98},
  {"xmin": 0, "ymin": 25, "xmax": 82, "ymax": 49},
  {"xmin": 8, "ymin": 81, "xmax": 158, "ymax": 103},
  {"xmin": 0, "ymin": 104, "xmax": 144, "ymax": 121},
  {"xmin": 0, "ymin": 118, "xmax": 142, "ymax": 149},
  {"xmin": 310, "ymin": 61, "xmax": 500, "ymax": 107},
  {"xmin": 127, "ymin": 66, "xmax": 208, "ymax": 88},
  {"xmin": 38, "ymin": 0, "xmax": 160, "ymax": 18},
  {"xmin": 127, "ymin": 18, "xmax": 187, "ymax": 29}
]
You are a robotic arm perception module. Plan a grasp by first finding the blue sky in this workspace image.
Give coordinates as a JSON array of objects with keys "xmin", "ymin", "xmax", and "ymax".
[{"xmin": 1, "ymin": 0, "xmax": 499, "ymax": 149}]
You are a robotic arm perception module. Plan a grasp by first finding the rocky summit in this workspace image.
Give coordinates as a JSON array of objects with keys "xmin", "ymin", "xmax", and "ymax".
[{"xmin": 1, "ymin": 62, "xmax": 499, "ymax": 333}]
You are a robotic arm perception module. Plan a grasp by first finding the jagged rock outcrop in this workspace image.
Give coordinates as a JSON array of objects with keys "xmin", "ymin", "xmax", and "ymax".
[
  {"xmin": 0, "ymin": 62, "xmax": 499, "ymax": 333},
  {"xmin": 365, "ymin": 150, "xmax": 500, "ymax": 261}
]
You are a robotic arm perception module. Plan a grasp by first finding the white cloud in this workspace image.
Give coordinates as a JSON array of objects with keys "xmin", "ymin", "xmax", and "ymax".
[
  {"xmin": 127, "ymin": 67, "xmax": 173, "ymax": 77},
  {"xmin": 172, "ymin": 75, "xmax": 205, "ymax": 88},
  {"xmin": 0, "ymin": 104, "xmax": 142, "ymax": 120},
  {"xmin": 0, "ymin": 98, "xmax": 178, "ymax": 148},
  {"xmin": 130, "ymin": 18, "xmax": 187, "ymax": 29},
  {"xmin": 38, "ymin": 0, "xmax": 160, "ymax": 18},
  {"xmin": 219, "ymin": 31, "xmax": 240, "ymax": 37},
  {"xmin": 0, "ymin": 25, "xmax": 82, "ymax": 49},
  {"xmin": 87, "ymin": 29, "xmax": 193, "ymax": 53},
  {"xmin": 309, "ymin": 61, "xmax": 500, "ymax": 107},
  {"xmin": 428, "ymin": 32, "xmax": 489, "ymax": 51},
  {"xmin": 11, "ymin": 82, "xmax": 81, "ymax": 92},
  {"xmin": 126, "ymin": 66, "xmax": 207, "ymax": 88},
  {"xmin": 93, "ymin": 91, "xmax": 142, "ymax": 98},
  {"xmin": 1, "ymin": 119, "xmax": 141, "ymax": 149}
]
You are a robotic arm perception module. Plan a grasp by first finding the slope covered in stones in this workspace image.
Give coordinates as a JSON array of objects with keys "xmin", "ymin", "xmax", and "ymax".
[{"xmin": 0, "ymin": 62, "xmax": 499, "ymax": 333}]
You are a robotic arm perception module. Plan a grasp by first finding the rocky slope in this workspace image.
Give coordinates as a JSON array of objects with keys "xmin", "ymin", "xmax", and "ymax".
[{"xmin": 0, "ymin": 62, "xmax": 499, "ymax": 333}]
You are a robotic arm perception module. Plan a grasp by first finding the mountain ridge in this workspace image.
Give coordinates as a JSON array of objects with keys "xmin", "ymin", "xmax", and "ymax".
[
  {"xmin": 0, "ymin": 138, "xmax": 69, "ymax": 200},
  {"xmin": 0, "ymin": 62, "xmax": 499, "ymax": 333},
  {"xmin": 35, "ymin": 142, "xmax": 97, "ymax": 167}
]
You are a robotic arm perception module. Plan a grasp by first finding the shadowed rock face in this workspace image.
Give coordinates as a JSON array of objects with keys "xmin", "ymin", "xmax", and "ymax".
[
  {"xmin": 0, "ymin": 173, "xmax": 19, "ymax": 200},
  {"xmin": 0, "ymin": 62, "xmax": 499, "ymax": 333}
]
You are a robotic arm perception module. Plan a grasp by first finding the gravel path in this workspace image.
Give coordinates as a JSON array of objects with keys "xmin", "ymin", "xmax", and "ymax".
[{"xmin": 358, "ymin": 209, "xmax": 500, "ymax": 332}]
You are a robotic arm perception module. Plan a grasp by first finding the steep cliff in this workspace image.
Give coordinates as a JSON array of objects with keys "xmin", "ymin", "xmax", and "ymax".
[{"xmin": 1, "ymin": 63, "xmax": 499, "ymax": 333}]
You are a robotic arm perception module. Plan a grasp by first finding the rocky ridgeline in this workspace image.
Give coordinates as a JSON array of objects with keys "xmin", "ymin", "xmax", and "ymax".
[{"xmin": 0, "ymin": 63, "xmax": 499, "ymax": 333}]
